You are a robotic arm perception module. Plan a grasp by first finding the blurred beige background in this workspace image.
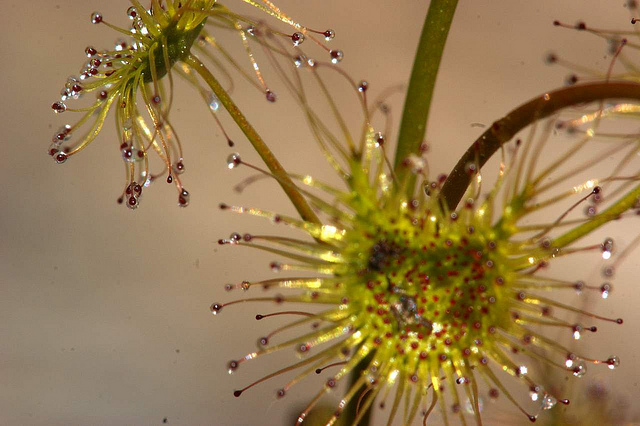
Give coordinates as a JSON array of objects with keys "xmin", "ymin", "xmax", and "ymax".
[{"xmin": 1, "ymin": 0, "xmax": 638, "ymax": 425}]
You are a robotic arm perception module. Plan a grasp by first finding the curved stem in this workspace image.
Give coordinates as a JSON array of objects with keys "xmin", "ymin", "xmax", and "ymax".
[
  {"xmin": 184, "ymin": 53, "xmax": 320, "ymax": 225},
  {"xmin": 394, "ymin": 0, "xmax": 459, "ymax": 196},
  {"xmin": 440, "ymin": 81, "xmax": 640, "ymax": 211}
]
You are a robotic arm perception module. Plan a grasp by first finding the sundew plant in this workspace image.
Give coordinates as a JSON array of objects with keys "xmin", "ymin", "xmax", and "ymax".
[{"xmin": 48, "ymin": 1, "xmax": 640, "ymax": 425}]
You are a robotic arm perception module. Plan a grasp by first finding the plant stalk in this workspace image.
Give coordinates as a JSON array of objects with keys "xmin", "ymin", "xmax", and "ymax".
[
  {"xmin": 185, "ymin": 53, "xmax": 320, "ymax": 225},
  {"xmin": 439, "ymin": 81, "xmax": 640, "ymax": 211},
  {"xmin": 393, "ymin": 0, "xmax": 459, "ymax": 196}
]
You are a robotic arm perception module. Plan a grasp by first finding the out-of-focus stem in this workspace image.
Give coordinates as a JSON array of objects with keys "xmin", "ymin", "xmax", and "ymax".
[
  {"xmin": 440, "ymin": 82, "xmax": 640, "ymax": 212},
  {"xmin": 394, "ymin": 0, "xmax": 459, "ymax": 196},
  {"xmin": 185, "ymin": 53, "xmax": 320, "ymax": 225}
]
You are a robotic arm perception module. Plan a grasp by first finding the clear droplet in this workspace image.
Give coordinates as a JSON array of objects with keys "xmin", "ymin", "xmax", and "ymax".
[
  {"xmin": 207, "ymin": 91, "xmax": 219, "ymax": 112},
  {"xmin": 516, "ymin": 365, "xmax": 528, "ymax": 376},
  {"xmin": 329, "ymin": 49, "xmax": 344, "ymax": 64},
  {"xmin": 51, "ymin": 102, "xmax": 67, "ymax": 113},
  {"xmin": 602, "ymin": 237, "xmax": 614, "ymax": 259},
  {"xmin": 291, "ymin": 32, "xmax": 305, "ymax": 46},
  {"xmin": 323, "ymin": 29, "xmax": 335, "ymax": 41},
  {"xmin": 293, "ymin": 56, "xmax": 305, "ymax": 68},
  {"xmin": 600, "ymin": 283, "xmax": 611, "ymax": 299},
  {"xmin": 572, "ymin": 324, "xmax": 582, "ymax": 340},
  {"xmin": 270, "ymin": 261, "xmax": 282, "ymax": 272},
  {"xmin": 54, "ymin": 152, "xmax": 68, "ymax": 164},
  {"xmin": 127, "ymin": 6, "xmax": 137, "ymax": 19},
  {"xmin": 265, "ymin": 90, "xmax": 277, "ymax": 103},
  {"xmin": 541, "ymin": 394, "xmax": 557, "ymax": 410},
  {"xmin": 85, "ymin": 46, "xmax": 97, "ymax": 57},
  {"xmin": 178, "ymin": 189, "xmax": 190, "ymax": 207},
  {"xmin": 358, "ymin": 80, "xmax": 369, "ymax": 92},
  {"xmin": 227, "ymin": 153, "xmax": 241, "ymax": 169},
  {"xmin": 465, "ymin": 397, "xmax": 483, "ymax": 414},
  {"xmin": 374, "ymin": 132, "xmax": 385, "ymax": 147},
  {"xmin": 91, "ymin": 12, "xmax": 103, "ymax": 24},
  {"xmin": 606, "ymin": 355, "xmax": 620, "ymax": 370},
  {"xmin": 530, "ymin": 386, "xmax": 543, "ymax": 402},
  {"xmin": 572, "ymin": 361, "xmax": 587, "ymax": 378}
]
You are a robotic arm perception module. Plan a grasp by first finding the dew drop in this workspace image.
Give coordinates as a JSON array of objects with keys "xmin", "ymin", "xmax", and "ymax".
[
  {"xmin": 572, "ymin": 324, "xmax": 582, "ymax": 340},
  {"xmin": 358, "ymin": 80, "xmax": 369, "ymax": 92},
  {"xmin": 374, "ymin": 132, "xmax": 385, "ymax": 147},
  {"xmin": 329, "ymin": 49, "xmax": 344, "ymax": 64},
  {"xmin": 91, "ymin": 12, "xmax": 103, "ymax": 24},
  {"xmin": 565, "ymin": 353, "xmax": 576, "ymax": 368},
  {"xmin": 265, "ymin": 90, "xmax": 277, "ymax": 103},
  {"xmin": 516, "ymin": 365, "xmax": 528, "ymax": 377},
  {"xmin": 323, "ymin": 29, "xmax": 335, "ymax": 41},
  {"xmin": 51, "ymin": 102, "xmax": 67, "ymax": 113},
  {"xmin": 229, "ymin": 232, "xmax": 241, "ymax": 244},
  {"xmin": 293, "ymin": 55, "xmax": 305, "ymax": 68},
  {"xmin": 541, "ymin": 394, "xmax": 557, "ymax": 410},
  {"xmin": 54, "ymin": 152, "xmax": 68, "ymax": 164},
  {"xmin": 210, "ymin": 303, "xmax": 222, "ymax": 315},
  {"xmin": 465, "ymin": 397, "xmax": 483, "ymax": 414},
  {"xmin": 178, "ymin": 189, "xmax": 190, "ymax": 207},
  {"xmin": 127, "ymin": 196, "xmax": 138, "ymax": 210},
  {"xmin": 270, "ymin": 262, "xmax": 282, "ymax": 272},
  {"xmin": 207, "ymin": 91, "xmax": 219, "ymax": 112},
  {"xmin": 127, "ymin": 6, "xmax": 137, "ymax": 19},
  {"xmin": 227, "ymin": 153, "xmax": 241, "ymax": 169},
  {"xmin": 572, "ymin": 361, "xmax": 587, "ymax": 377},
  {"xmin": 574, "ymin": 280, "xmax": 584, "ymax": 295},
  {"xmin": 85, "ymin": 46, "xmax": 97, "ymax": 57},
  {"xmin": 227, "ymin": 360, "xmax": 239, "ymax": 373},
  {"xmin": 600, "ymin": 283, "xmax": 611, "ymax": 299},
  {"xmin": 291, "ymin": 32, "xmax": 305, "ymax": 46},
  {"xmin": 606, "ymin": 355, "xmax": 620, "ymax": 370},
  {"xmin": 530, "ymin": 387, "xmax": 542, "ymax": 402},
  {"xmin": 173, "ymin": 161, "xmax": 185, "ymax": 175}
]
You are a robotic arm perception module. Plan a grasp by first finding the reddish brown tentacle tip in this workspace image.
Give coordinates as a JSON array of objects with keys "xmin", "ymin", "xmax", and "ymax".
[{"xmin": 233, "ymin": 390, "xmax": 242, "ymax": 397}]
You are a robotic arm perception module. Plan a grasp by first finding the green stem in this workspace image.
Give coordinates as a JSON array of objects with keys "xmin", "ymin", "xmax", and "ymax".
[
  {"xmin": 184, "ymin": 53, "xmax": 320, "ymax": 225},
  {"xmin": 393, "ymin": 0, "xmax": 458, "ymax": 196},
  {"xmin": 440, "ymin": 81, "xmax": 640, "ymax": 211},
  {"xmin": 532, "ymin": 183, "xmax": 640, "ymax": 261}
]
